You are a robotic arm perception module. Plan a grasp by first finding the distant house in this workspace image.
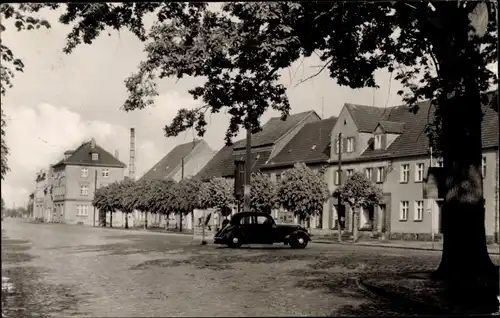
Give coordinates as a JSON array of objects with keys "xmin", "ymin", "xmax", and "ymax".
[
  {"xmin": 138, "ymin": 139, "xmax": 216, "ymax": 228},
  {"xmin": 141, "ymin": 139, "xmax": 215, "ymax": 182},
  {"xmin": 50, "ymin": 138, "xmax": 126, "ymax": 226}
]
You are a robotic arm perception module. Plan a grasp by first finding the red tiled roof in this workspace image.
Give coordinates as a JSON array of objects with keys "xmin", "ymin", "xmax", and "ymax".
[
  {"xmin": 140, "ymin": 140, "xmax": 202, "ymax": 181},
  {"xmin": 264, "ymin": 116, "xmax": 337, "ymax": 168},
  {"xmin": 232, "ymin": 111, "xmax": 317, "ymax": 149}
]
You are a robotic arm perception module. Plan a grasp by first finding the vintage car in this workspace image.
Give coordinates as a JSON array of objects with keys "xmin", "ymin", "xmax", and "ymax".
[{"xmin": 214, "ymin": 212, "xmax": 311, "ymax": 248}]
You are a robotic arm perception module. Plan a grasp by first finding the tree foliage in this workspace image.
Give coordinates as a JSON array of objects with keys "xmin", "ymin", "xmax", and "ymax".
[
  {"xmin": 51, "ymin": 2, "xmax": 497, "ymax": 147},
  {"xmin": 93, "ymin": 183, "xmax": 117, "ymax": 214},
  {"xmin": 334, "ymin": 171, "xmax": 383, "ymax": 209},
  {"xmin": 199, "ymin": 177, "xmax": 235, "ymax": 214},
  {"xmin": 250, "ymin": 172, "xmax": 277, "ymax": 213},
  {"xmin": 170, "ymin": 177, "xmax": 205, "ymax": 215},
  {"xmin": 277, "ymin": 163, "xmax": 329, "ymax": 221}
]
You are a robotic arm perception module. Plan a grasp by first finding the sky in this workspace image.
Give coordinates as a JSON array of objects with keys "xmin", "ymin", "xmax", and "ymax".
[{"xmin": 2, "ymin": 4, "xmax": 494, "ymax": 208}]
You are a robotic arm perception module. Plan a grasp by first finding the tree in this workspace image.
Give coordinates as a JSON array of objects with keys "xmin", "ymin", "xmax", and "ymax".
[
  {"xmin": 149, "ymin": 179, "xmax": 177, "ymax": 230},
  {"xmin": 115, "ymin": 179, "xmax": 136, "ymax": 228},
  {"xmin": 52, "ymin": 1, "xmax": 498, "ymax": 295},
  {"xmin": 202, "ymin": 177, "xmax": 235, "ymax": 216},
  {"xmin": 250, "ymin": 172, "xmax": 277, "ymax": 214},
  {"xmin": 170, "ymin": 177, "xmax": 205, "ymax": 232},
  {"xmin": 334, "ymin": 171, "xmax": 384, "ymax": 242},
  {"xmin": 277, "ymin": 163, "xmax": 330, "ymax": 224},
  {"xmin": 129, "ymin": 178, "xmax": 156, "ymax": 229},
  {"xmin": 1, "ymin": 4, "xmax": 58, "ymax": 180},
  {"xmin": 93, "ymin": 183, "xmax": 116, "ymax": 227}
]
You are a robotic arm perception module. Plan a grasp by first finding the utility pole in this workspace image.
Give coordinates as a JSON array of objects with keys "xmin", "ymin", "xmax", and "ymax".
[
  {"xmin": 93, "ymin": 169, "xmax": 97, "ymax": 227},
  {"xmin": 180, "ymin": 156, "xmax": 184, "ymax": 233},
  {"xmin": 243, "ymin": 128, "xmax": 252, "ymax": 213},
  {"xmin": 337, "ymin": 132, "xmax": 343, "ymax": 242}
]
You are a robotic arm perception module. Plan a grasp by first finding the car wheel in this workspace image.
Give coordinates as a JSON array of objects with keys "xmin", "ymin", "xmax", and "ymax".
[
  {"xmin": 228, "ymin": 234, "xmax": 243, "ymax": 248},
  {"xmin": 290, "ymin": 234, "xmax": 308, "ymax": 249}
]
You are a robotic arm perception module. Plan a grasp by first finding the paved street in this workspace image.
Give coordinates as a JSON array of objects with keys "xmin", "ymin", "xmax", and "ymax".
[{"xmin": 0, "ymin": 219, "xmax": 461, "ymax": 316}]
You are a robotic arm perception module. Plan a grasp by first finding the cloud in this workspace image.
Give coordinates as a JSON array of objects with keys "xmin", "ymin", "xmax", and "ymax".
[{"xmin": 0, "ymin": 102, "xmax": 168, "ymax": 207}]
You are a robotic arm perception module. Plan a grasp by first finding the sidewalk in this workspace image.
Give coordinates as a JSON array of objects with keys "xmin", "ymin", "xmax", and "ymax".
[{"xmin": 313, "ymin": 237, "xmax": 500, "ymax": 255}]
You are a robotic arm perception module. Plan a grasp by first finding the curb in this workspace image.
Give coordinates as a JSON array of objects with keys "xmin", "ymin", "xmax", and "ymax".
[{"xmin": 313, "ymin": 240, "xmax": 500, "ymax": 255}]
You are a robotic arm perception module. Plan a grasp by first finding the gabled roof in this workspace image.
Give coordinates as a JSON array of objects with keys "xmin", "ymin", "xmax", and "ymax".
[
  {"xmin": 140, "ymin": 139, "xmax": 203, "ymax": 181},
  {"xmin": 345, "ymin": 103, "xmax": 396, "ymax": 133},
  {"xmin": 359, "ymin": 93, "xmax": 499, "ymax": 160},
  {"xmin": 196, "ymin": 146, "xmax": 272, "ymax": 179},
  {"xmin": 52, "ymin": 140, "xmax": 126, "ymax": 168},
  {"xmin": 376, "ymin": 121, "xmax": 405, "ymax": 134},
  {"xmin": 232, "ymin": 111, "xmax": 317, "ymax": 149},
  {"xmin": 197, "ymin": 111, "xmax": 317, "ymax": 178},
  {"xmin": 264, "ymin": 116, "xmax": 338, "ymax": 168}
]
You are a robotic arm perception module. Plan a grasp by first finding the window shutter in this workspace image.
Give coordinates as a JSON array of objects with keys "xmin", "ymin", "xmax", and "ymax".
[
  {"xmin": 342, "ymin": 138, "xmax": 347, "ymax": 153},
  {"xmin": 352, "ymin": 137, "xmax": 356, "ymax": 152},
  {"xmin": 381, "ymin": 167, "xmax": 386, "ymax": 182},
  {"xmin": 381, "ymin": 134, "xmax": 387, "ymax": 149}
]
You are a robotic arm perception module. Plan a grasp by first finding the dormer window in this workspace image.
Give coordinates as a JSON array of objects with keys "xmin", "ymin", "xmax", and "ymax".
[
  {"xmin": 374, "ymin": 135, "xmax": 383, "ymax": 150},
  {"xmin": 92, "ymin": 153, "xmax": 99, "ymax": 161}
]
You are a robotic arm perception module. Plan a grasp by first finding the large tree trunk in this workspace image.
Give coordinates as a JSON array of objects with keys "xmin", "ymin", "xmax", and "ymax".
[
  {"xmin": 125, "ymin": 213, "xmax": 129, "ymax": 229},
  {"xmin": 429, "ymin": 16, "xmax": 497, "ymax": 310},
  {"xmin": 191, "ymin": 211, "xmax": 194, "ymax": 231},
  {"xmin": 144, "ymin": 211, "xmax": 148, "ymax": 229},
  {"xmin": 110, "ymin": 213, "xmax": 113, "ymax": 228}
]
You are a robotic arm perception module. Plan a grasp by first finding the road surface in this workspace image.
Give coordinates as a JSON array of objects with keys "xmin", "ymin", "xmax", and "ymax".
[{"xmin": 2, "ymin": 219, "xmax": 444, "ymax": 317}]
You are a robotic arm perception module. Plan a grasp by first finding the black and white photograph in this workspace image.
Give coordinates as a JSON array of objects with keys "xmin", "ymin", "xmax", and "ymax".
[{"xmin": 1, "ymin": 2, "xmax": 499, "ymax": 316}]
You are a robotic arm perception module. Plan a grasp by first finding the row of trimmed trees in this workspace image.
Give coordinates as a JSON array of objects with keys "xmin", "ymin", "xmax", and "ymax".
[{"xmin": 93, "ymin": 163, "xmax": 383, "ymax": 238}]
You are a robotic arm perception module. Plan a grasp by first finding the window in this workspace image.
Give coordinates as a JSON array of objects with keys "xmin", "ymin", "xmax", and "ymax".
[
  {"xmin": 399, "ymin": 201, "xmax": 409, "ymax": 221},
  {"xmin": 77, "ymin": 205, "xmax": 89, "ymax": 216},
  {"xmin": 415, "ymin": 163, "xmax": 424, "ymax": 182},
  {"xmin": 346, "ymin": 169, "xmax": 354, "ymax": 178},
  {"xmin": 346, "ymin": 137, "xmax": 355, "ymax": 153},
  {"xmin": 365, "ymin": 168, "xmax": 373, "ymax": 180},
  {"xmin": 102, "ymin": 169, "xmax": 109, "ymax": 178},
  {"xmin": 334, "ymin": 170, "xmax": 341, "ymax": 185},
  {"xmin": 256, "ymin": 215, "xmax": 272, "ymax": 225},
  {"xmin": 275, "ymin": 174, "xmax": 281, "ymax": 183},
  {"xmin": 80, "ymin": 185, "xmax": 88, "ymax": 196},
  {"xmin": 334, "ymin": 137, "xmax": 342, "ymax": 154},
  {"xmin": 80, "ymin": 168, "xmax": 88, "ymax": 178},
  {"xmin": 376, "ymin": 167, "xmax": 384, "ymax": 183},
  {"xmin": 91, "ymin": 153, "xmax": 99, "ymax": 161},
  {"xmin": 481, "ymin": 156, "xmax": 486, "ymax": 178},
  {"xmin": 374, "ymin": 135, "xmax": 382, "ymax": 150},
  {"xmin": 400, "ymin": 164, "xmax": 410, "ymax": 183},
  {"xmin": 414, "ymin": 201, "xmax": 424, "ymax": 221}
]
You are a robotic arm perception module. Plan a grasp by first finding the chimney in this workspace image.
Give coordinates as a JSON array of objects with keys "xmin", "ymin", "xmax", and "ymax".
[
  {"xmin": 90, "ymin": 138, "xmax": 96, "ymax": 149},
  {"xmin": 63, "ymin": 150, "xmax": 74, "ymax": 160},
  {"xmin": 114, "ymin": 150, "xmax": 119, "ymax": 159},
  {"xmin": 129, "ymin": 128, "xmax": 136, "ymax": 180}
]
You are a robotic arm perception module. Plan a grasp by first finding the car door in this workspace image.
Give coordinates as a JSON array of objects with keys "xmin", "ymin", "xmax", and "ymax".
[{"xmin": 255, "ymin": 215, "xmax": 274, "ymax": 243}]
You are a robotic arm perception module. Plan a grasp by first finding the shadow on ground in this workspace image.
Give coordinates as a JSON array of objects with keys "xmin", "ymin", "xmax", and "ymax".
[{"xmin": 1, "ymin": 232, "xmax": 90, "ymax": 317}]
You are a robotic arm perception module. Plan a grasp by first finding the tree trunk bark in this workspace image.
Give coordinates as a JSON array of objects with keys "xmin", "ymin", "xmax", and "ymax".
[
  {"xmin": 110, "ymin": 213, "xmax": 113, "ymax": 228},
  {"xmin": 144, "ymin": 211, "xmax": 148, "ymax": 229},
  {"xmin": 179, "ymin": 213, "xmax": 183, "ymax": 232},
  {"xmin": 191, "ymin": 211, "xmax": 194, "ymax": 231},
  {"xmin": 125, "ymin": 213, "xmax": 129, "ymax": 229},
  {"xmin": 428, "ymin": 22, "xmax": 497, "ymax": 309},
  {"xmin": 352, "ymin": 207, "xmax": 359, "ymax": 242}
]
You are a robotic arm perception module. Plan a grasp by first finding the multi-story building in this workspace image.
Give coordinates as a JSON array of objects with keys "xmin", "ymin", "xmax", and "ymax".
[
  {"xmin": 259, "ymin": 97, "xmax": 498, "ymax": 243},
  {"xmin": 197, "ymin": 110, "xmax": 323, "ymax": 226},
  {"xmin": 139, "ymin": 139, "xmax": 216, "ymax": 228},
  {"xmin": 50, "ymin": 138, "xmax": 126, "ymax": 226},
  {"xmin": 33, "ymin": 169, "xmax": 51, "ymax": 221}
]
